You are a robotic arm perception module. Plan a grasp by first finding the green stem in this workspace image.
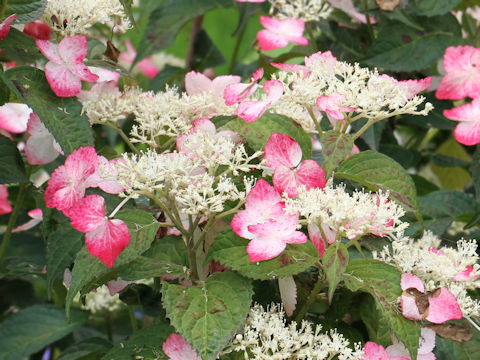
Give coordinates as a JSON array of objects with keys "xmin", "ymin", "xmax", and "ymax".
[
  {"xmin": 128, "ymin": 305, "xmax": 138, "ymax": 332},
  {"xmin": 217, "ymin": 200, "xmax": 245, "ymax": 220},
  {"xmin": 105, "ymin": 314, "xmax": 113, "ymax": 342},
  {"xmin": 306, "ymin": 22, "xmax": 318, "ymax": 51},
  {"xmin": 103, "ymin": 122, "xmax": 139, "ymax": 155},
  {"xmin": 306, "ymin": 105, "xmax": 323, "ymax": 136},
  {"xmin": 0, "ymin": 0, "xmax": 7, "ymax": 22},
  {"xmin": 185, "ymin": 234, "xmax": 199, "ymax": 281},
  {"xmin": 228, "ymin": 23, "xmax": 247, "ymax": 74},
  {"xmin": 363, "ymin": 0, "xmax": 374, "ymax": 42},
  {"xmin": 143, "ymin": 192, "xmax": 188, "ymax": 236},
  {"xmin": 193, "ymin": 216, "xmax": 216, "ymax": 252},
  {"xmin": 352, "ymin": 118, "xmax": 375, "ymax": 140},
  {"xmin": 295, "ymin": 272, "xmax": 325, "ymax": 323},
  {"xmin": 0, "ymin": 183, "xmax": 28, "ymax": 265}
]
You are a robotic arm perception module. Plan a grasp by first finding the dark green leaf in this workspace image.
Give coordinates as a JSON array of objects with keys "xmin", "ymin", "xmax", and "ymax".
[
  {"xmin": 101, "ymin": 324, "xmax": 173, "ymax": 360},
  {"xmin": 135, "ymin": 0, "xmax": 232, "ymax": 64},
  {"xmin": 57, "ymin": 338, "xmax": 111, "ymax": 360},
  {"xmin": 190, "ymin": 30, "xmax": 225, "ymax": 71},
  {"xmin": 408, "ymin": 0, "xmax": 462, "ymax": 17},
  {"xmin": 4, "ymin": 0, "xmax": 46, "ymax": 24},
  {"xmin": 471, "ymin": 146, "xmax": 480, "ymax": 201},
  {"xmin": 0, "ymin": 28, "xmax": 42, "ymax": 64},
  {"xmin": 0, "ymin": 304, "xmax": 87, "ymax": 360},
  {"xmin": 46, "ymin": 227, "xmax": 84, "ymax": 298},
  {"xmin": 344, "ymin": 259, "xmax": 421, "ymax": 360},
  {"xmin": 431, "ymin": 154, "xmax": 470, "ymax": 168},
  {"xmin": 162, "ymin": 271, "xmax": 252, "ymax": 360},
  {"xmin": 322, "ymin": 242, "xmax": 349, "ymax": 302},
  {"xmin": 379, "ymin": 144, "xmax": 421, "ymax": 169},
  {"xmin": 221, "ymin": 113, "xmax": 312, "ymax": 159},
  {"xmin": 0, "ymin": 134, "xmax": 27, "ymax": 184},
  {"xmin": 335, "ymin": 150, "xmax": 420, "ymax": 215},
  {"xmin": 364, "ymin": 14, "xmax": 461, "ymax": 71},
  {"xmin": 419, "ymin": 190, "xmax": 478, "ymax": 219},
  {"xmin": 208, "ymin": 230, "xmax": 318, "ymax": 280},
  {"xmin": 320, "ymin": 131, "xmax": 354, "ymax": 177},
  {"xmin": 434, "ymin": 320, "xmax": 480, "ymax": 360},
  {"xmin": 149, "ymin": 65, "xmax": 187, "ymax": 92},
  {"xmin": 6, "ymin": 67, "xmax": 94, "ymax": 155},
  {"xmin": 66, "ymin": 210, "xmax": 160, "ymax": 320}
]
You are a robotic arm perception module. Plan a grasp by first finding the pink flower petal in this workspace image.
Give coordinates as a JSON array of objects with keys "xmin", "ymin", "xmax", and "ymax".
[
  {"xmin": 271, "ymin": 62, "xmax": 308, "ymax": 73},
  {"xmin": 247, "ymin": 236, "xmax": 288, "ymax": 261},
  {"xmin": 401, "ymin": 273, "xmax": 425, "ymax": 292},
  {"xmin": 236, "ymin": 99, "xmax": 269, "ymax": 122},
  {"xmin": 137, "ymin": 58, "xmax": 159, "ymax": 78},
  {"xmin": 68, "ymin": 63, "xmax": 99, "ymax": 82},
  {"xmin": 185, "ymin": 71, "xmax": 214, "ymax": 95},
  {"xmin": 45, "ymin": 62, "xmax": 83, "ymax": 97},
  {"xmin": 307, "ymin": 223, "xmax": 326, "ymax": 257},
  {"xmin": 362, "ymin": 341, "xmax": 390, "ymax": 360},
  {"xmin": 162, "ymin": 334, "xmax": 201, "ymax": 360},
  {"xmin": 0, "ymin": 14, "xmax": 17, "ymax": 41},
  {"xmin": 454, "ymin": 120, "xmax": 480, "ymax": 146},
  {"xmin": 329, "ymin": 0, "xmax": 375, "ymax": 24},
  {"xmin": 273, "ymin": 165, "xmax": 298, "ymax": 197},
  {"xmin": 259, "ymin": 17, "xmax": 307, "ymax": 48},
  {"xmin": 25, "ymin": 113, "xmax": 62, "ymax": 165},
  {"xmin": 400, "ymin": 293, "xmax": 424, "ymax": 321},
  {"xmin": 257, "ymin": 29, "xmax": 289, "ymax": 51},
  {"xmin": 224, "ymin": 82, "xmax": 258, "ymax": 106},
  {"xmin": 89, "ymin": 67, "xmax": 120, "ymax": 84},
  {"xmin": 279, "ymin": 275, "xmax": 297, "ymax": 317},
  {"xmin": 23, "ymin": 20, "xmax": 51, "ymax": 40},
  {"xmin": 443, "ymin": 98, "xmax": 480, "ymax": 121},
  {"xmin": 58, "ymin": 35, "xmax": 88, "ymax": 65},
  {"xmin": 36, "ymin": 39, "xmax": 62, "ymax": 64},
  {"xmin": 85, "ymin": 218, "xmax": 130, "ymax": 268},
  {"xmin": 264, "ymin": 132, "xmax": 302, "ymax": 169},
  {"xmin": 12, "ymin": 208, "xmax": 43, "ymax": 232},
  {"xmin": 399, "ymin": 77, "xmax": 432, "ymax": 99},
  {"xmin": 67, "ymin": 195, "xmax": 107, "ymax": 233},
  {"xmin": 231, "ymin": 202, "xmax": 285, "ymax": 239},
  {"xmin": 385, "ymin": 342, "xmax": 411, "ymax": 360},
  {"xmin": 418, "ymin": 327, "xmax": 436, "ymax": 355},
  {"xmin": 107, "ymin": 278, "xmax": 131, "ymax": 296},
  {"xmin": 0, "ymin": 185, "xmax": 12, "ymax": 215},
  {"xmin": 454, "ymin": 266, "xmax": 476, "ymax": 281},
  {"xmin": 245, "ymin": 178, "xmax": 282, "ymax": 208},
  {"xmin": 426, "ymin": 287, "xmax": 462, "ymax": 324},
  {"xmin": 0, "ymin": 103, "xmax": 32, "ymax": 133},
  {"xmin": 296, "ymin": 160, "xmax": 327, "ymax": 189}
]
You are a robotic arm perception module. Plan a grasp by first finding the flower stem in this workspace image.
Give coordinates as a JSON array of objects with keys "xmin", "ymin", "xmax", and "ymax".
[
  {"xmin": 294, "ymin": 271, "xmax": 325, "ymax": 323},
  {"xmin": 103, "ymin": 122, "xmax": 139, "ymax": 155},
  {"xmin": 228, "ymin": 22, "xmax": 247, "ymax": 74},
  {"xmin": 352, "ymin": 118, "xmax": 375, "ymax": 140},
  {"xmin": 128, "ymin": 305, "xmax": 138, "ymax": 332},
  {"xmin": 0, "ymin": 183, "xmax": 28, "ymax": 265}
]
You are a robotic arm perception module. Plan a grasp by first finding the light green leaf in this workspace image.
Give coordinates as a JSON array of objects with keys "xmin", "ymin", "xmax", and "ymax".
[
  {"xmin": 208, "ymin": 230, "xmax": 318, "ymax": 280},
  {"xmin": 335, "ymin": 150, "xmax": 419, "ymax": 215},
  {"xmin": 320, "ymin": 131, "xmax": 353, "ymax": 178},
  {"xmin": 101, "ymin": 324, "xmax": 173, "ymax": 360},
  {"xmin": 221, "ymin": 113, "xmax": 312, "ymax": 159},
  {"xmin": 0, "ymin": 304, "xmax": 87, "ymax": 360},
  {"xmin": 4, "ymin": 0, "xmax": 46, "ymax": 24},
  {"xmin": 322, "ymin": 243, "xmax": 349, "ymax": 303},
  {"xmin": 6, "ymin": 67, "xmax": 94, "ymax": 155},
  {"xmin": 344, "ymin": 259, "xmax": 420, "ymax": 360},
  {"xmin": 66, "ymin": 210, "xmax": 159, "ymax": 320},
  {"xmin": 0, "ymin": 134, "xmax": 27, "ymax": 184},
  {"xmin": 162, "ymin": 271, "xmax": 253, "ymax": 360}
]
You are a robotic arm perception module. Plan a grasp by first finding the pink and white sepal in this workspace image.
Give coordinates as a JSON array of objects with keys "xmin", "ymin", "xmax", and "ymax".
[
  {"xmin": 257, "ymin": 16, "xmax": 308, "ymax": 51},
  {"xmin": 224, "ymin": 68, "xmax": 264, "ymax": 106},
  {"xmin": 400, "ymin": 273, "xmax": 462, "ymax": 324},
  {"xmin": 307, "ymin": 223, "xmax": 336, "ymax": 257},
  {"xmin": 36, "ymin": 35, "xmax": 99, "ymax": 97},
  {"xmin": 316, "ymin": 92, "xmax": 356, "ymax": 126},
  {"xmin": 25, "ymin": 113, "xmax": 63, "ymax": 165},
  {"xmin": 443, "ymin": 98, "xmax": 480, "ymax": 146},
  {"xmin": 235, "ymin": 80, "xmax": 284, "ymax": 122},
  {"xmin": 66, "ymin": 194, "xmax": 130, "ymax": 268},
  {"xmin": 264, "ymin": 132, "xmax": 326, "ymax": 197},
  {"xmin": 162, "ymin": 333, "xmax": 201, "ymax": 360}
]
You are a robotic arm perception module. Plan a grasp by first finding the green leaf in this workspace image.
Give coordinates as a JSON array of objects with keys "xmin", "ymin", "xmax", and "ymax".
[
  {"xmin": 116, "ymin": 236, "xmax": 188, "ymax": 281},
  {"xmin": 0, "ymin": 304, "xmax": 88, "ymax": 360},
  {"xmin": 221, "ymin": 113, "xmax": 312, "ymax": 159},
  {"xmin": 364, "ymin": 14, "xmax": 461, "ymax": 71},
  {"xmin": 6, "ymin": 67, "xmax": 94, "ymax": 155},
  {"xmin": 431, "ymin": 154, "xmax": 469, "ymax": 168},
  {"xmin": 379, "ymin": 144, "xmax": 421, "ymax": 169},
  {"xmin": 322, "ymin": 243, "xmax": 349, "ymax": 303},
  {"xmin": 344, "ymin": 259, "xmax": 421, "ymax": 360},
  {"xmin": 66, "ymin": 210, "xmax": 160, "ymax": 319},
  {"xmin": 4, "ymin": 0, "xmax": 46, "ymax": 24},
  {"xmin": 135, "ymin": 0, "xmax": 232, "ymax": 64},
  {"xmin": 0, "ymin": 28, "xmax": 43, "ymax": 64},
  {"xmin": 434, "ymin": 320, "xmax": 480, "ymax": 360},
  {"xmin": 0, "ymin": 134, "xmax": 27, "ymax": 184},
  {"xmin": 472, "ymin": 146, "xmax": 480, "ymax": 200},
  {"xmin": 335, "ymin": 150, "xmax": 420, "ymax": 215},
  {"xmin": 149, "ymin": 65, "xmax": 187, "ymax": 92},
  {"xmin": 208, "ymin": 230, "xmax": 318, "ymax": 280},
  {"xmin": 190, "ymin": 30, "xmax": 225, "ymax": 71},
  {"xmin": 101, "ymin": 324, "xmax": 173, "ymax": 360},
  {"xmin": 419, "ymin": 190, "xmax": 478, "ymax": 219},
  {"xmin": 408, "ymin": 0, "xmax": 462, "ymax": 17},
  {"xmin": 320, "ymin": 131, "xmax": 354, "ymax": 178},
  {"xmin": 46, "ymin": 227, "xmax": 84, "ymax": 298},
  {"xmin": 57, "ymin": 337, "xmax": 111, "ymax": 360},
  {"xmin": 84, "ymin": 59, "xmax": 134, "ymax": 79},
  {"xmin": 119, "ymin": 0, "xmax": 137, "ymax": 32},
  {"xmin": 162, "ymin": 271, "xmax": 253, "ymax": 360}
]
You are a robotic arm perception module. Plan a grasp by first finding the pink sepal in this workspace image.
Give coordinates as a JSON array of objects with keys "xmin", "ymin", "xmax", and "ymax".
[
  {"xmin": 362, "ymin": 341, "xmax": 390, "ymax": 360},
  {"xmin": 279, "ymin": 275, "xmax": 297, "ymax": 317},
  {"xmin": 257, "ymin": 16, "xmax": 308, "ymax": 51},
  {"xmin": 444, "ymin": 98, "xmax": 480, "ymax": 146},
  {"xmin": 264, "ymin": 132, "xmax": 302, "ymax": 169},
  {"xmin": 0, "ymin": 14, "xmax": 17, "ymax": 41},
  {"xmin": 425, "ymin": 288, "xmax": 463, "ymax": 324},
  {"xmin": 23, "ymin": 20, "xmax": 51, "ymax": 40},
  {"xmin": 316, "ymin": 92, "xmax": 356, "ymax": 122},
  {"xmin": 401, "ymin": 273, "xmax": 425, "ymax": 292},
  {"xmin": 12, "ymin": 208, "xmax": 43, "ymax": 232},
  {"xmin": 185, "ymin": 71, "xmax": 241, "ymax": 100},
  {"xmin": 0, "ymin": 103, "xmax": 32, "ymax": 133},
  {"xmin": 0, "ymin": 185, "xmax": 12, "ymax": 215},
  {"xmin": 162, "ymin": 333, "xmax": 201, "ymax": 360},
  {"xmin": 307, "ymin": 223, "xmax": 326, "ymax": 257},
  {"xmin": 67, "ymin": 194, "xmax": 107, "ymax": 233},
  {"xmin": 25, "ymin": 113, "xmax": 63, "ymax": 165}
]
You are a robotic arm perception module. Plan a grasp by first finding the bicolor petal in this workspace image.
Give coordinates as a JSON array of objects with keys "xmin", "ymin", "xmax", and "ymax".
[
  {"xmin": 162, "ymin": 333, "xmax": 201, "ymax": 360},
  {"xmin": 0, "ymin": 185, "xmax": 12, "ymax": 215},
  {"xmin": 0, "ymin": 103, "xmax": 32, "ymax": 133},
  {"xmin": 0, "ymin": 14, "xmax": 17, "ymax": 41},
  {"xmin": 425, "ymin": 288, "xmax": 462, "ymax": 324}
]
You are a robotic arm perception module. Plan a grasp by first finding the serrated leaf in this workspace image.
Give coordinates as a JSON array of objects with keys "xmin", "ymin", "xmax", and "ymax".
[
  {"xmin": 0, "ymin": 134, "xmax": 27, "ymax": 184},
  {"xmin": 221, "ymin": 113, "xmax": 312, "ymax": 159},
  {"xmin": 322, "ymin": 243, "xmax": 349, "ymax": 302},
  {"xmin": 344, "ymin": 259, "xmax": 420, "ymax": 360},
  {"xmin": 101, "ymin": 324, "xmax": 173, "ymax": 360},
  {"xmin": 4, "ymin": 0, "xmax": 46, "ymax": 24},
  {"xmin": 0, "ymin": 28, "xmax": 43, "ymax": 64},
  {"xmin": 0, "ymin": 304, "xmax": 87, "ymax": 360},
  {"xmin": 135, "ymin": 0, "xmax": 232, "ymax": 65},
  {"xmin": 335, "ymin": 150, "xmax": 419, "ymax": 215},
  {"xmin": 364, "ymin": 14, "xmax": 461, "ymax": 71},
  {"xmin": 6, "ymin": 67, "xmax": 94, "ymax": 155},
  {"xmin": 320, "ymin": 131, "xmax": 354, "ymax": 177},
  {"xmin": 66, "ymin": 210, "xmax": 160, "ymax": 319},
  {"xmin": 46, "ymin": 227, "xmax": 84, "ymax": 297},
  {"xmin": 190, "ymin": 30, "xmax": 225, "ymax": 71},
  {"xmin": 116, "ymin": 236, "xmax": 188, "ymax": 281},
  {"xmin": 162, "ymin": 271, "xmax": 252, "ymax": 360},
  {"xmin": 419, "ymin": 190, "xmax": 478, "ymax": 219},
  {"xmin": 208, "ymin": 230, "xmax": 318, "ymax": 280}
]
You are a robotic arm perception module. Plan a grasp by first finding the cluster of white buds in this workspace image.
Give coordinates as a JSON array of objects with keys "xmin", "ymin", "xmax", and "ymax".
[{"xmin": 268, "ymin": 0, "xmax": 332, "ymax": 22}]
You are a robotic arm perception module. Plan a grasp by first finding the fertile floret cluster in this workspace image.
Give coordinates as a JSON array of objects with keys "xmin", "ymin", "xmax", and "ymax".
[{"xmin": 268, "ymin": 0, "xmax": 332, "ymax": 22}]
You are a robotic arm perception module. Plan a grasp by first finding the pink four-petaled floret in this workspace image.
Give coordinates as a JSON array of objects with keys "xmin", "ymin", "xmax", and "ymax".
[{"xmin": 257, "ymin": 16, "xmax": 308, "ymax": 51}]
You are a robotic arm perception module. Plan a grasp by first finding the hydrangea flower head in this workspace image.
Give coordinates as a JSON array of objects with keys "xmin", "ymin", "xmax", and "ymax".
[
  {"xmin": 36, "ymin": 35, "xmax": 98, "ymax": 97},
  {"xmin": 257, "ymin": 16, "xmax": 308, "ymax": 51},
  {"xmin": 67, "ymin": 194, "xmax": 130, "ymax": 268},
  {"xmin": 264, "ymin": 132, "xmax": 326, "ymax": 197},
  {"xmin": 436, "ymin": 45, "xmax": 480, "ymax": 100}
]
